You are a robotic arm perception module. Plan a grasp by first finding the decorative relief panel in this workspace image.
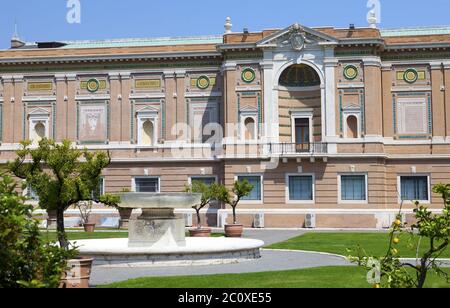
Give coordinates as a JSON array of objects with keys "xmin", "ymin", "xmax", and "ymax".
[
  {"xmin": 393, "ymin": 93, "xmax": 432, "ymax": 139},
  {"xmin": 337, "ymin": 62, "xmax": 364, "ymax": 83},
  {"xmin": 236, "ymin": 65, "xmax": 261, "ymax": 86},
  {"xmin": 77, "ymin": 101, "xmax": 109, "ymax": 144},
  {"xmin": 78, "ymin": 76, "xmax": 109, "ymax": 95},
  {"xmin": 132, "ymin": 74, "xmax": 164, "ymax": 93},
  {"xmin": 24, "ymin": 78, "xmax": 55, "ymax": 96},
  {"xmin": 186, "ymin": 72, "xmax": 221, "ymax": 92},
  {"xmin": 392, "ymin": 65, "xmax": 430, "ymax": 87}
]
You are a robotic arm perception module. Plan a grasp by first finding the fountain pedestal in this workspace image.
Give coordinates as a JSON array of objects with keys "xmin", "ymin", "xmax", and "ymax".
[
  {"xmin": 129, "ymin": 208, "xmax": 186, "ymax": 247},
  {"xmin": 118, "ymin": 193, "xmax": 201, "ymax": 248}
]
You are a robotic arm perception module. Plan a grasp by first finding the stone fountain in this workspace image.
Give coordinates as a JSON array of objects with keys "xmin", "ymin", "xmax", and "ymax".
[{"xmin": 76, "ymin": 193, "xmax": 264, "ymax": 267}]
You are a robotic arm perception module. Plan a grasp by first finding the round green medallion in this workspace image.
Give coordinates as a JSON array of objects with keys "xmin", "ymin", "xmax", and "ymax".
[
  {"xmin": 404, "ymin": 68, "xmax": 418, "ymax": 84},
  {"xmin": 242, "ymin": 68, "xmax": 256, "ymax": 83},
  {"xmin": 197, "ymin": 76, "xmax": 210, "ymax": 89},
  {"xmin": 86, "ymin": 78, "xmax": 100, "ymax": 93},
  {"xmin": 344, "ymin": 65, "xmax": 358, "ymax": 80}
]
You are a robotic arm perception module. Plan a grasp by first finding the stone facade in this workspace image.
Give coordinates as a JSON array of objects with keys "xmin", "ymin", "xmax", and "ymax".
[{"xmin": 2, "ymin": 24, "xmax": 450, "ymax": 228}]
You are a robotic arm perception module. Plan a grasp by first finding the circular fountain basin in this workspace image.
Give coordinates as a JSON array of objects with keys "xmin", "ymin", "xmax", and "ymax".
[{"xmin": 75, "ymin": 238, "xmax": 265, "ymax": 268}]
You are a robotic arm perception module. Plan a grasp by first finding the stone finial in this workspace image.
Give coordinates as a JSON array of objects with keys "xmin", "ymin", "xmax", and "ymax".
[
  {"xmin": 11, "ymin": 22, "xmax": 25, "ymax": 49},
  {"xmin": 224, "ymin": 17, "xmax": 232, "ymax": 34},
  {"xmin": 367, "ymin": 10, "xmax": 378, "ymax": 29}
]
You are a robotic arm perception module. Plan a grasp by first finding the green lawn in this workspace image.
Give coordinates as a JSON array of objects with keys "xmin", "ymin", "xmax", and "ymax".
[
  {"xmin": 99, "ymin": 266, "xmax": 450, "ymax": 288},
  {"xmin": 267, "ymin": 232, "xmax": 450, "ymax": 259},
  {"xmin": 41, "ymin": 231, "xmax": 129, "ymax": 242}
]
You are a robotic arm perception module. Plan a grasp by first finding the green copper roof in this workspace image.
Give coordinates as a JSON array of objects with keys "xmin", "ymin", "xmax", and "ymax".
[
  {"xmin": 381, "ymin": 26, "xmax": 450, "ymax": 37},
  {"xmin": 22, "ymin": 35, "xmax": 223, "ymax": 49},
  {"xmin": 60, "ymin": 35, "xmax": 223, "ymax": 48}
]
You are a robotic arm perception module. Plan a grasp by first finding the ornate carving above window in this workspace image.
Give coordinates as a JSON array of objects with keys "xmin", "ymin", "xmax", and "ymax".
[{"xmin": 279, "ymin": 64, "xmax": 320, "ymax": 87}]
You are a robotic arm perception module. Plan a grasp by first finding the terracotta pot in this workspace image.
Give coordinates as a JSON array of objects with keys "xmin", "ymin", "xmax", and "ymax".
[
  {"xmin": 59, "ymin": 258, "xmax": 94, "ymax": 289},
  {"xmin": 189, "ymin": 228, "xmax": 212, "ymax": 237},
  {"xmin": 225, "ymin": 224, "xmax": 244, "ymax": 238},
  {"xmin": 83, "ymin": 223, "xmax": 96, "ymax": 233},
  {"xmin": 118, "ymin": 208, "xmax": 133, "ymax": 229}
]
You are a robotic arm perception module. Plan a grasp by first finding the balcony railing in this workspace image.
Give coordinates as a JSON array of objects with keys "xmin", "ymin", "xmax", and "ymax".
[{"xmin": 267, "ymin": 142, "xmax": 328, "ymax": 155}]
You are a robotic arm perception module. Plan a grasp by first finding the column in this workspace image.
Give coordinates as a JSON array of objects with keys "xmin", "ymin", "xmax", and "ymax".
[
  {"xmin": 323, "ymin": 57, "xmax": 338, "ymax": 153},
  {"xmin": 66, "ymin": 74, "xmax": 77, "ymax": 142},
  {"xmin": 120, "ymin": 72, "xmax": 131, "ymax": 143},
  {"xmin": 444, "ymin": 62, "xmax": 450, "ymax": 141},
  {"xmin": 108, "ymin": 72, "xmax": 121, "ymax": 143},
  {"xmin": 222, "ymin": 62, "xmax": 237, "ymax": 141},
  {"xmin": 363, "ymin": 57, "xmax": 383, "ymax": 138},
  {"xmin": 431, "ymin": 62, "xmax": 445, "ymax": 140},
  {"xmin": 260, "ymin": 57, "xmax": 273, "ymax": 143},
  {"xmin": 55, "ymin": 74, "xmax": 67, "ymax": 141},
  {"xmin": 2, "ymin": 76, "xmax": 14, "ymax": 144},
  {"xmin": 381, "ymin": 64, "xmax": 394, "ymax": 138},
  {"xmin": 13, "ymin": 76, "xmax": 24, "ymax": 143}
]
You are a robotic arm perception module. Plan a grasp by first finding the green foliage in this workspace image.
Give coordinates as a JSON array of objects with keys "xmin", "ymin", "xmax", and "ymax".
[
  {"xmin": 99, "ymin": 194, "xmax": 121, "ymax": 209},
  {"xmin": 350, "ymin": 183, "xmax": 450, "ymax": 288},
  {"xmin": 185, "ymin": 181, "xmax": 227, "ymax": 228},
  {"xmin": 8, "ymin": 139, "xmax": 111, "ymax": 248},
  {"xmin": 0, "ymin": 174, "xmax": 76, "ymax": 288},
  {"xmin": 217, "ymin": 180, "xmax": 254, "ymax": 224}
]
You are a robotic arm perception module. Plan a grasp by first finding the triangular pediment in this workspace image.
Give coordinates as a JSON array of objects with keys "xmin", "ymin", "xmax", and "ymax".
[
  {"xmin": 342, "ymin": 104, "xmax": 361, "ymax": 110},
  {"xmin": 136, "ymin": 105, "xmax": 159, "ymax": 114},
  {"xmin": 257, "ymin": 23, "xmax": 338, "ymax": 49},
  {"xmin": 28, "ymin": 107, "xmax": 50, "ymax": 116},
  {"xmin": 240, "ymin": 105, "xmax": 259, "ymax": 113}
]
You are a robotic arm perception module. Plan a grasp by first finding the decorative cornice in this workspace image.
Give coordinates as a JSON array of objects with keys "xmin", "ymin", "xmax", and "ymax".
[
  {"xmin": 175, "ymin": 69, "xmax": 186, "ymax": 78},
  {"xmin": 323, "ymin": 58, "xmax": 339, "ymax": 67},
  {"xmin": 430, "ymin": 61, "xmax": 443, "ymax": 70},
  {"xmin": 66, "ymin": 74, "xmax": 77, "ymax": 81},
  {"xmin": 108, "ymin": 72, "xmax": 120, "ymax": 80},
  {"xmin": 222, "ymin": 61, "xmax": 237, "ymax": 71},
  {"xmin": 362, "ymin": 57, "xmax": 382, "ymax": 67},
  {"xmin": 54, "ymin": 74, "xmax": 66, "ymax": 82},
  {"xmin": 444, "ymin": 61, "xmax": 450, "ymax": 69},
  {"xmin": 259, "ymin": 61, "xmax": 274, "ymax": 70}
]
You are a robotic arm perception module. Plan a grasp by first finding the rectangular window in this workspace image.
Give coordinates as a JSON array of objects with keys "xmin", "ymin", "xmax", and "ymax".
[
  {"xmin": 134, "ymin": 177, "xmax": 160, "ymax": 193},
  {"xmin": 288, "ymin": 175, "xmax": 314, "ymax": 201},
  {"xmin": 92, "ymin": 178, "xmax": 104, "ymax": 200},
  {"xmin": 27, "ymin": 185, "xmax": 39, "ymax": 202},
  {"xmin": 340, "ymin": 175, "xmax": 367, "ymax": 202},
  {"xmin": 190, "ymin": 177, "xmax": 217, "ymax": 186},
  {"xmin": 400, "ymin": 176, "xmax": 429, "ymax": 202},
  {"xmin": 237, "ymin": 175, "xmax": 262, "ymax": 201}
]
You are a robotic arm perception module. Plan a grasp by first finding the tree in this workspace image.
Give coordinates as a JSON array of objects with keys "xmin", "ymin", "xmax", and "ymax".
[
  {"xmin": 219, "ymin": 180, "xmax": 254, "ymax": 225},
  {"xmin": 8, "ymin": 139, "xmax": 111, "ymax": 249},
  {"xmin": 350, "ymin": 184, "xmax": 450, "ymax": 288},
  {"xmin": 0, "ymin": 173, "xmax": 76, "ymax": 288},
  {"xmin": 184, "ymin": 181, "xmax": 227, "ymax": 229}
]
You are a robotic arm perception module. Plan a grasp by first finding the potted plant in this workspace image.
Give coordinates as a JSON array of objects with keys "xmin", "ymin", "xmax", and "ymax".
[
  {"xmin": 220, "ymin": 180, "xmax": 254, "ymax": 238},
  {"xmin": 99, "ymin": 193, "xmax": 125, "ymax": 229},
  {"xmin": 76, "ymin": 201, "xmax": 95, "ymax": 232},
  {"xmin": 184, "ymin": 181, "xmax": 223, "ymax": 237}
]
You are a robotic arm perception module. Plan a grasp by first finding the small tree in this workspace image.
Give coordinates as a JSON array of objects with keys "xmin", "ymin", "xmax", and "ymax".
[
  {"xmin": 219, "ymin": 180, "xmax": 254, "ymax": 225},
  {"xmin": 8, "ymin": 139, "xmax": 111, "ymax": 249},
  {"xmin": 350, "ymin": 184, "xmax": 450, "ymax": 288},
  {"xmin": 184, "ymin": 181, "xmax": 226, "ymax": 229},
  {"xmin": 0, "ymin": 173, "xmax": 76, "ymax": 288}
]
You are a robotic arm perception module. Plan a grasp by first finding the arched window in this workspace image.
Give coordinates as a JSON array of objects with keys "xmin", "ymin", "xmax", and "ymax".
[
  {"xmin": 142, "ymin": 120, "xmax": 154, "ymax": 145},
  {"xmin": 346, "ymin": 115, "xmax": 359, "ymax": 139},
  {"xmin": 279, "ymin": 64, "xmax": 320, "ymax": 87},
  {"xmin": 244, "ymin": 117, "xmax": 256, "ymax": 140}
]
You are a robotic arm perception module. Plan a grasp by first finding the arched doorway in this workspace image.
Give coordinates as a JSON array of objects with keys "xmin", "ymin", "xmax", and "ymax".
[
  {"xmin": 278, "ymin": 64, "xmax": 322, "ymax": 152},
  {"xmin": 142, "ymin": 120, "xmax": 154, "ymax": 145}
]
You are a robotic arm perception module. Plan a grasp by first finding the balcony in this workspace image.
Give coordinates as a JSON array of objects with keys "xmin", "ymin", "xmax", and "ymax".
[{"xmin": 267, "ymin": 142, "xmax": 328, "ymax": 156}]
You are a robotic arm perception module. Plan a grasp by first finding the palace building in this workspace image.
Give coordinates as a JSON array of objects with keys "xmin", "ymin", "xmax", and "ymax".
[{"xmin": 1, "ymin": 20, "xmax": 450, "ymax": 229}]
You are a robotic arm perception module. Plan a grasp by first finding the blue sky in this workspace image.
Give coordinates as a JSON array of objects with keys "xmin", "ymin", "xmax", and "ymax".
[{"xmin": 0, "ymin": 0, "xmax": 449, "ymax": 49}]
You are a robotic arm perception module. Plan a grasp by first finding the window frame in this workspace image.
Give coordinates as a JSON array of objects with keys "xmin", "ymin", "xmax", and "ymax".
[
  {"xmin": 235, "ymin": 174, "xmax": 264, "ymax": 204},
  {"xmin": 397, "ymin": 174, "xmax": 431, "ymax": 204},
  {"xmin": 290, "ymin": 109, "xmax": 314, "ymax": 145},
  {"xmin": 338, "ymin": 173, "xmax": 369, "ymax": 204},
  {"xmin": 132, "ymin": 176, "xmax": 161, "ymax": 193},
  {"xmin": 285, "ymin": 173, "xmax": 315, "ymax": 204},
  {"xmin": 188, "ymin": 175, "xmax": 218, "ymax": 186}
]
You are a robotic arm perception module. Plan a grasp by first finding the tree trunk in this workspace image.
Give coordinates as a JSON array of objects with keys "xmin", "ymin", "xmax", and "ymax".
[
  {"xmin": 417, "ymin": 261, "xmax": 428, "ymax": 289},
  {"xmin": 56, "ymin": 207, "xmax": 68, "ymax": 249},
  {"xmin": 232, "ymin": 206, "xmax": 237, "ymax": 225},
  {"xmin": 196, "ymin": 208, "xmax": 202, "ymax": 229}
]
